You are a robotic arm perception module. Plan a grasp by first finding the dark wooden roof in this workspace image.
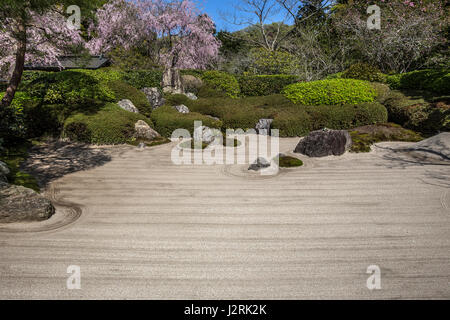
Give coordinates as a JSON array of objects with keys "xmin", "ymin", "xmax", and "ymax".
[{"xmin": 24, "ymin": 55, "xmax": 110, "ymax": 71}]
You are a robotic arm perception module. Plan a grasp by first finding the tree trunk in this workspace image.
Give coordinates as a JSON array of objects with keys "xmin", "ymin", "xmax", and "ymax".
[{"xmin": 0, "ymin": 21, "xmax": 27, "ymax": 108}]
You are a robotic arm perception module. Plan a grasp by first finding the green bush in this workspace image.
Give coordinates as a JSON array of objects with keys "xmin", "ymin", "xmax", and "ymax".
[
  {"xmin": 20, "ymin": 70, "xmax": 117, "ymax": 105},
  {"xmin": 0, "ymin": 91, "xmax": 36, "ymax": 142},
  {"xmin": 386, "ymin": 69, "xmax": 450, "ymax": 93},
  {"xmin": 370, "ymin": 82, "xmax": 391, "ymax": 104},
  {"xmin": 384, "ymin": 91, "xmax": 449, "ymax": 133},
  {"xmin": 164, "ymin": 93, "xmax": 191, "ymax": 106},
  {"xmin": 121, "ymin": 69, "xmax": 163, "ymax": 89},
  {"xmin": 386, "ymin": 74, "xmax": 402, "ymax": 89},
  {"xmin": 197, "ymin": 84, "xmax": 228, "ymax": 99},
  {"xmin": 201, "ymin": 71, "xmax": 240, "ymax": 98},
  {"xmin": 150, "ymin": 105, "xmax": 222, "ymax": 137},
  {"xmin": 325, "ymin": 72, "xmax": 343, "ymax": 80},
  {"xmin": 63, "ymin": 103, "xmax": 152, "ymax": 144},
  {"xmin": 107, "ymin": 47, "xmax": 160, "ymax": 71},
  {"xmin": 107, "ymin": 80, "xmax": 152, "ymax": 116},
  {"xmin": 186, "ymin": 94, "xmax": 386, "ymax": 136},
  {"xmin": 304, "ymin": 102, "xmax": 388, "ymax": 131},
  {"xmin": 342, "ymin": 63, "xmax": 387, "ymax": 82},
  {"xmin": 180, "ymin": 69, "xmax": 206, "ymax": 78},
  {"xmin": 282, "ymin": 79, "xmax": 377, "ymax": 105},
  {"xmin": 248, "ymin": 48, "xmax": 300, "ymax": 75},
  {"xmin": 238, "ymin": 74, "xmax": 299, "ymax": 96},
  {"xmin": 271, "ymin": 110, "xmax": 312, "ymax": 137}
]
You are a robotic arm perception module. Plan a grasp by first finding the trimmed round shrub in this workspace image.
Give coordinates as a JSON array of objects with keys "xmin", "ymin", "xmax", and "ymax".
[
  {"xmin": 64, "ymin": 121, "xmax": 92, "ymax": 142},
  {"xmin": 342, "ymin": 63, "xmax": 386, "ymax": 82},
  {"xmin": 150, "ymin": 105, "xmax": 222, "ymax": 137},
  {"xmin": 282, "ymin": 79, "xmax": 377, "ymax": 105},
  {"xmin": 238, "ymin": 74, "xmax": 299, "ymax": 96},
  {"xmin": 107, "ymin": 80, "xmax": 152, "ymax": 116},
  {"xmin": 201, "ymin": 71, "xmax": 240, "ymax": 98},
  {"xmin": 63, "ymin": 103, "xmax": 152, "ymax": 144}
]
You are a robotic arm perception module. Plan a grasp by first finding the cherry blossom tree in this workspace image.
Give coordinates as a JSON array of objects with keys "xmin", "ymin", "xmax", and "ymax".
[
  {"xmin": 0, "ymin": 1, "xmax": 90, "ymax": 108},
  {"xmin": 87, "ymin": 0, "xmax": 220, "ymax": 70}
]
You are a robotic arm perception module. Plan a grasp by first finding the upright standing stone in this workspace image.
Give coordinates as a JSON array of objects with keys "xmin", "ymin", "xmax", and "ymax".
[
  {"xmin": 162, "ymin": 68, "xmax": 183, "ymax": 94},
  {"xmin": 255, "ymin": 119, "xmax": 273, "ymax": 135}
]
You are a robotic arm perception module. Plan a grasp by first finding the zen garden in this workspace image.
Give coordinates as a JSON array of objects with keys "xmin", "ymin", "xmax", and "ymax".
[{"xmin": 0, "ymin": 0, "xmax": 449, "ymax": 300}]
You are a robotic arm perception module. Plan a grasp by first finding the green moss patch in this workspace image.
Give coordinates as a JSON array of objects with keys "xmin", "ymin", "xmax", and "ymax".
[
  {"xmin": 127, "ymin": 136, "xmax": 171, "ymax": 147},
  {"xmin": 277, "ymin": 155, "xmax": 303, "ymax": 168},
  {"xmin": 349, "ymin": 123, "xmax": 423, "ymax": 153}
]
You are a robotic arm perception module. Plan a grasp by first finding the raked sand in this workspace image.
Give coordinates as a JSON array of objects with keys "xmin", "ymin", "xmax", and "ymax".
[{"xmin": 0, "ymin": 136, "xmax": 449, "ymax": 299}]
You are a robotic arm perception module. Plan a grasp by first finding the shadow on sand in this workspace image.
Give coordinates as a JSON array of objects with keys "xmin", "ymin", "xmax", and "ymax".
[{"xmin": 21, "ymin": 140, "xmax": 115, "ymax": 189}]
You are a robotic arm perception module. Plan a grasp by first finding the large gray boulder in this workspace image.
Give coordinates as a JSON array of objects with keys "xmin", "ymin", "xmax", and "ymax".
[
  {"xmin": 173, "ymin": 104, "xmax": 190, "ymax": 114},
  {"xmin": 118, "ymin": 99, "xmax": 139, "ymax": 113},
  {"xmin": 0, "ymin": 182, "xmax": 55, "ymax": 223},
  {"xmin": 141, "ymin": 87, "xmax": 165, "ymax": 110},
  {"xmin": 134, "ymin": 120, "xmax": 160, "ymax": 140},
  {"xmin": 294, "ymin": 129, "xmax": 352, "ymax": 157},
  {"xmin": 0, "ymin": 161, "xmax": 9, "ymax": 183},
  {"xmin": 255, "ymin": 118, "xmax": 273, "ymax": 135}
]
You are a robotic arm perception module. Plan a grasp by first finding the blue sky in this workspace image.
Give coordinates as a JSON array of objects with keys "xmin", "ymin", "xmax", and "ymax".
[{"xmin": 195, "ymin": 0, "xmax": 292, "ymax": 32}]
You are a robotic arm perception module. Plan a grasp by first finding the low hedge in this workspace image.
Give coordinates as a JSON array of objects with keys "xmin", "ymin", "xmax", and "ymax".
[
  {"xmin": 386, "ymin": 69, "xmax": 449, "ymax": 93},
  {"xmin": 201, "ymin": 71, "xmax": 240, "ymax": 98},
  {"xmin": 186, "ymin": 94, "xmax": 387, "ymax": 136},
  {"xmin": 271, "ymin": 110, "xmax": 312, "ymax": 137},
  {"xmin": 63, "ymin": 103, "xmax": 152, "ymax": 144},
  {"xmin": 342, "ymin": 63, "xmax": 387, "ymax": 83},
  {"xmin": 19, "ymin": 69, "xmax": 120, "ymax": 106},
  {"xmin": 121, "ymin": 69, "xmax": 163, "ymax": 89},
  {"xmin": 304, "ymin": 102, "xmax": 388, "ymax": 131},
  {"xmin": 107, "ymin": 80, "xmax": 152, "ymax": 116},
  {"xmin": 238, "ymin": 74, "xmax": 299, "ymax": 96},
  {"xmin": 150, "ymin": 105, "xmax": 222, "ymax": 137},
  {"xmin": 282, "ymin": 79, "xmax": 377, "ymax": 105}
]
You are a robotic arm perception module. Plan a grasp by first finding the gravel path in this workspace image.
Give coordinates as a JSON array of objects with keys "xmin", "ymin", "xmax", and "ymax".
[{"xmin": 0, "ymin": 137, "xmax": 449, "ymax": 299}]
